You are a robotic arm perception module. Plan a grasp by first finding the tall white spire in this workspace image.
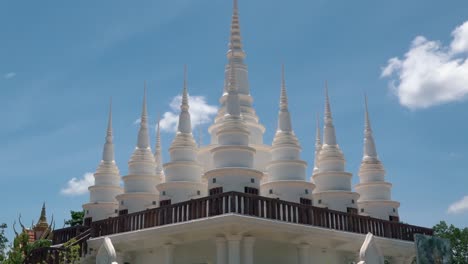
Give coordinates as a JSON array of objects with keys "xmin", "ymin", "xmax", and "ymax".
[
  {"xmin": 178, "ymin": 65, "xmax": 192, "ymax": 134},
  {"xmin": 227, "ymin": 0, "xmax": 245, "ymax": 60},
  {"xmin": 363, "ymin": 95, "xmax": 378, "ymax": 160},
  {"xmin": 356, "ymin": 96, "xmax": 399, "ymax": 221},
  {"xmin": 102, "ymin": 98, "xmax": 115, "ymax": 163},
  {"xmin": 154, "ymin": 117, "xmax": 164, "ymax": 179},
  {"xmin": 83, "ymin": 99, "xmax": 123, "ymax": 221},
  {"xmin": 137, "ymin": 82, "xmax": 150, "ymax": 149},
  {"xmin": 323, "ymin": 82, "xmax": 337, "ymax": 146},
  {"xmin": 277, "ymin": 64, "xmax": 292, "ymax": 132}
]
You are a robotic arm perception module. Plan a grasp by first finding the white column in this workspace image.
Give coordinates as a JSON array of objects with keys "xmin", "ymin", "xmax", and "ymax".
[
  {"xmin": 243, "ymin": 236, "xmax": 255, "ymax": 264},
  {"xmin": 226, "ymin": 235, "xmax": 242, "ymax": 264},
  {"xmin": 215, "ymin": 236, "xmax": 227, "ymax": 264},
  {"xmin": 164, "ymin": 244, "xmax": 174, "ymax": 264},
  {"xmin": 297, "ymin": 243, "xmax": 310, "ymax": 264}
]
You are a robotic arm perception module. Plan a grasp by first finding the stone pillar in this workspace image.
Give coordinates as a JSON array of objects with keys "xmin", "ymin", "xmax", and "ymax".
[
  {"xmin": 215, "ymin": 236, "xmax": 227, "ymax": 264},
  {"xmin": 226, "ymin": 235, "xmax": 242, "ymax": 264},
  {"xmin": 297, "ymin": 243, "xmax": 310, "ymax": 264},
  {"xmin": 243, "ymin": 236, "xmax": 255, "ymax": 264},
  {"xmin": 164, "ymin": 244, "xmax": 175, "ymax": 264}
]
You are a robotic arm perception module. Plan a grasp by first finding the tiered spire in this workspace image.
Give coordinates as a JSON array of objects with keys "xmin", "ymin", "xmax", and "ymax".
[
  {"xmin": 272, "ymin": 65, "xmax": 299, "ymax": 147},
  {"xmin": 137, "ymin": 83, "xmax": 150, "ymax": 149},
  {"xmin": 84, "ymin": 99, "xmax": 122, "ymax": 220},
  {"xmin": 154, "ymin": 117, "xmax": 164, "ymax": 178},
  {"xmin": 38, "ymin": 202, "xmax": 47, "ymax": 224},
  {"xmin": 227, "ymin": 0, "xmax": 245, "ymax": 60},
  {"xmin": 356, "ymin": 96, "xmax": 399, "ymax": 220}
]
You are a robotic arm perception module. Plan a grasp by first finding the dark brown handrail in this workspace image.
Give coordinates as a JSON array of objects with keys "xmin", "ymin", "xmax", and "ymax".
[{"xmin": 53, "ymin": 192, "xmax": 433, "ymax": 245}]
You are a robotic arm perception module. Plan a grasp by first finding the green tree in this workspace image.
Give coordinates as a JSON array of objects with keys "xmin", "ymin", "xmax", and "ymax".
[
  {"xmin": 64, "ymin": 211, "xmax": 84, "ymax": 227},
  {"xmin": 433, "ymin": 221, "xmax": 468, "ymax": 264},
  {"xmin": 0, "ymin": 223, "xmax": 8, "ymax": 262}
]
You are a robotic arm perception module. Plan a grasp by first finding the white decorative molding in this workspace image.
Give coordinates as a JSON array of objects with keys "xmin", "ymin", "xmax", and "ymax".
[
  {"xmin": 96, "ymin": 237, "xmax": 118, "ymax": 264},
  {"xmin": 357, "ymin": 233, "xmax": 384, "ymax": 264}
]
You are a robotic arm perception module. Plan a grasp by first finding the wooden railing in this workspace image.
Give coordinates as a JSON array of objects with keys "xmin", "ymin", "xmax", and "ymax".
[
  {"xmin": 52, "ymin": 225, "xmax": 89, "ymax": 245},
  {"xmin": 53, "ymin": 192, "xmax": 433, "ymax": 245}
]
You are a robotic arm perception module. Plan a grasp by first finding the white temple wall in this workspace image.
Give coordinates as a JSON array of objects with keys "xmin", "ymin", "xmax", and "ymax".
[
  {"xmin": 84, "ymin": 206, "xmax": 117, "ymax": 221},
  {"xmin": 359, "ymin": 202, "xmax": 399, "ymax": 220},
  {"xmin": 120, "ymin": 238, "xmax": 353, "ymax": 264},
  {"xmin": 94, "ymin": 174, "xmax": 120, "ymax": 186},
  {"xmin": 260, "ymin": 181, "xmax": 313, "ymax": 203},
  {"xmin": 355, "ymin": 183, "xmax": 391, "ymax": 201},
  {"xmin": 163, "ymin": 164, "xmax": 202, "ymax": 182},
  {"xmin": 212, "ymin": 147, "xmax": 254, "ymax": 168},
  {"xmin": 119, "ymin": 196, "xmax": 158, "ymax": 213},
  {"xmin": 313, "ymin": 192, "xmax": 359, "ymax": 212},
  {"xmin": 169, "ymin": 148, "xmax": 197, "ymax": 161},
  {"xmin": 267, "ymin": 162, "xmax": 307, "ymax": 181},
  {"xmin": 205, "ymin": 169, "xmax": 262, "ymax": 192},
  {"xmin": 89, "ymin": 187, "xmax": 121, "ymax": 203},
  {"xmin": 157, "ymin": 183, "xmax": 207, "ymax": 204},
  {"xmin": 313, "ymin": 173, "xmax": 353, "ymax": 192},
  {"xmin": 123, "ymin": 177, "xmax": 158, "ymax": 193}
]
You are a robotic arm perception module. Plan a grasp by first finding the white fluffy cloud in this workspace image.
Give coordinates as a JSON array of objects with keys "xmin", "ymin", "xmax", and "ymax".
[
  {"xmin": 4, "ymin": 72, "xmax": 16, "ymax": 79},
  {"xmin": 447, "ymin": 195, "xmax": 468, "ymax": 214},
  {"xmin": 381, "ymin": 21, "xmax": 468, "ymax": 109},
  {"xmin": 60, "ymin": 172, "xmax": 94, "ymax": 196},
  {"xmin": 160, "ymin": 94, "xmax": 218, "ymax": 132}
]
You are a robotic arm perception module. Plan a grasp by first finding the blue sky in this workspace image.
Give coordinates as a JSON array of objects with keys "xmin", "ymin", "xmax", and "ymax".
[{"xmin": 1, "ymin": 0, "xmax": 467, "ymax": 242}]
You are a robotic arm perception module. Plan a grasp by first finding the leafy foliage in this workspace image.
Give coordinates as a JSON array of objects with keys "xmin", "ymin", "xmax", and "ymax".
[
  {"xmin": 433, "ymin": 221, "xmax": 468, "ymax": 264},
  {"xmin": 61, "ymin": 239, "xmax": 81, "ymax": 264},
  {"xmin": 64, "ymin": 211, "xmax": 84, "ymax": 227},
  {"xmin": 0, "ymin": 223, "xmax": 8, "ymax": 262}
]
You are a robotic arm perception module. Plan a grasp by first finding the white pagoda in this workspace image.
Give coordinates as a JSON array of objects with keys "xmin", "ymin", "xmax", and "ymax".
[{"xmin": 49, "ymin": 1, "xmax": 433, "ymax": 263}]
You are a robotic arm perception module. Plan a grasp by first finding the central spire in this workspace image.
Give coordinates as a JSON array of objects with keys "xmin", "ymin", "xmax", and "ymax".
[
  {"xmin": 225, "ymin": 62, "xmax": 242, "ymax": 117},
  {"xmin": 227, "ymin": 0, "xmax": 245, "ymax": 60},
  {"xmin": 313, "ymin": 113, "xmax": 322, "ymax": 174},
  {"xmin": 154, "ymin": 117, "xmax": 164, "ymax": 179},
  {"xmin": 178, "ymin": 65, "xmax": 192, "ymax": 134}
]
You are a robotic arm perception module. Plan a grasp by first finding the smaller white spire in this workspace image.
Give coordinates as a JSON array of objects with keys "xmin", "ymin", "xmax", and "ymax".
[
  {"xmin": 137, "ymin": 83, "xmax": 150, "ymax": 149},
  {"xmin": 178, "ymin": 65, "xmax": 192, "ymax": 134},
  {"xmin": 323, "ymin": 82, "xmax": 337, "ymax": 146},
  {"xmin": 102, "ymin": 98, "xmax": 114, "ymax": 163},
  {"xmin": 154, "ymin": 116, "xmax": 164, "ymax": 178}
]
